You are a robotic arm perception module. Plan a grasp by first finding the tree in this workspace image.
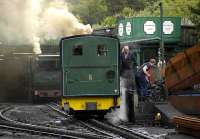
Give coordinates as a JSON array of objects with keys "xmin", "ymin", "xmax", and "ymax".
[
  {"xmin": 67, "ymin": 0, "xmax": 199, "ymax": 29},
  {"xmin": 120, "ymin": 7, "xmax": 136, "ymax": 17},
  {"xmin": 126, "ymin": 0, "xmax": 145, "ymax": 11},
  {"xmin": 190, "ymin": 1, "xmax": 200, "ymax": 41},
  {"xmin": 69, "ymin": 0, "xmax": 107, "ymax": 24},
  {"xmin": 105, "ymin": 0, "xmax": 128, "ymax": 15},
  {"xmin": 100, "ymin": 16, "xmax": 116, "ymax": 27}
]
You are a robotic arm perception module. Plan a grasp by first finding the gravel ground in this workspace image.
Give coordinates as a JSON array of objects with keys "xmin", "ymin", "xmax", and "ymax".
[
  {"xmin": 2, "ymin": 104, "xmax": 199, "ymax": 139},
  {"xmin": 0, "ymin": 130, "xmax": 58, "ymax": 139},
  {"xmin": 4, "ymin": 104, "xmax": 63, "ymax": 126},
  {"xmin": 106, "ymin": 110, "xmax": 200, "ymax": 139},
  {"xmin": 105, "ymin": 109, "xmax": 175, "ymax": 139},
  {"xmin": 2, "ymin": 104, "xmax": 96, "ymax": 136},
  {"xmin": 165, "ymin": 133, "xmax": 199, "ymax": 139},
  {"xmin": 0, "ymin": 104, "xmax": 63, "ymax": 138}
]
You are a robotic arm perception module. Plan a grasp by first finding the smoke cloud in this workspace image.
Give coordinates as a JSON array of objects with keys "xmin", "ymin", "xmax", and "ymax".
[{"xmin": 0, "ymin": 0, "xmax": 92, "ymax": 54}]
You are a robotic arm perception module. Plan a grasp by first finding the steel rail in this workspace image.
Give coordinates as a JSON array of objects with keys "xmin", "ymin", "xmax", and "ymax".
[
  {"xmin": 47, "ymin": 103, "xmax": 114, "ymax": 139},
  {"xmin": 0, "ymin": 105, "xmax": 104, "ymax": 139},
  {"xmin": 79, "ymin": 120, "xmax": 118, "ymax": 139},
  {"xmin": 48, "ymin": 103, "xmax": 118, "ymax": 138},
  {"xmin": 48, "ymin": 103, "xmax": 158, "ymax": 139},
  {"xmin": 90, "ymin": 119, "xmax": 157, "ymax": 139},
  {"xmin": 0, "ymin": 124, "xmax": 82, "ymax": 139},
  {"xmin": 0, "ymin": 105, "xmax": 81, "ymax": 138}
]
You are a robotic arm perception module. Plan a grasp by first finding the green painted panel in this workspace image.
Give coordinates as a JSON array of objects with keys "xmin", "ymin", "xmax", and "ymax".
[
  {"xmin": 61, "ymin": 36, "xmax": 118, "ymax": 67},
  {"xmin": 118, "ymin": 17, "xmax": 181, "ymax": 43},
  {"xmin": 65, "ymin": 67, "xmax": 118, "ymax": 96}
]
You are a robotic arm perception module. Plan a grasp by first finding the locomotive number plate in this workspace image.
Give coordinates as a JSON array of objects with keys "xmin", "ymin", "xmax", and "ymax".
[{"xmin": 86, "ymin": 102, "xmax": 97, "ymax": 110}]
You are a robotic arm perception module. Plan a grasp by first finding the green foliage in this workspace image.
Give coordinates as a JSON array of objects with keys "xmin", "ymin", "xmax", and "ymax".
[
  {"xmin": 105, "ymin": 0, "xmax": 128, "ymax": 15},
  {"xmin": 190, "ymin": 1, "xmax": 200, "ymax": 41},
  {"xmin": 105, "ymin": 0, "xmax": 144, "ymax": 15},
  {"xmin": 69, "ymin": 0, "xmax": 107, "ymax": 24},
  {"xmin": 138, "ymin": 0, "xmax": 199, "ymax": 18},
  {"xmin": 120, "ymin": 7, "xmax": 136, "ymax": 17},
  {"xmin": 67, "ymin": 0, "xmax": 199, "ymax": 29},
  {"xmin": 141, "ymin": 0, "xmax": 159, "ymax": 7},
  {"xmin": 100, "ymin": 16, "xmax": 117, "ymax": 27},
  {"xmin": 190, "ymin": 1, "xmax": 200, "ymax": 26}
]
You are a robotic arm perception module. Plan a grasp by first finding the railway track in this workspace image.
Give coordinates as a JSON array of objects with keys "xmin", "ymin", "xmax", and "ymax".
[
  {"xmin": 173, "ymin": 116, "xmax": 200, "ymax": 137},
  {"xmin": 0, "ymin": 104, "xmax": 111, "ymax": 139},
  {"xmin": 47, "ymin": 103, "xmax": 116, "ymax": 139},
  {"xmin": 89, "ymin": 119, "xmax": 157, "ymax": 139},
  {"xmin": 48, "ymin": 103, "xmax": 158, "ymax": 139}
]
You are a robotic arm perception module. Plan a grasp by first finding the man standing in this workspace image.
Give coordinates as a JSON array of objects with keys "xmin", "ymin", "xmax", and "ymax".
[
  {"xmin": 120, "ymin": 46, "xmax": 136, "ymax": 81},
  {"xmin": 120, "ymin": 45, "xmax": 136, "ymax": 122}
]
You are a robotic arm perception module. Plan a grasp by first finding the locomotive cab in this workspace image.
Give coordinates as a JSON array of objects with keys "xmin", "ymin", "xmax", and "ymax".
[{"xmin": 60, "ymin": 35, "xmax": 120, "ymax": 116}]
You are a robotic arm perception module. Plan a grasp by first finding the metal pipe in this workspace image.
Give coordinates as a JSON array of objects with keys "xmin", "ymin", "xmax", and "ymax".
[{"xmin": 159, "ymin": 2, "xmax": 165, "ymax": 68}]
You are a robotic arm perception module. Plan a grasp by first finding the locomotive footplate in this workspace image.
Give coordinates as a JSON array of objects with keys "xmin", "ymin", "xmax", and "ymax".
[{"xmin": 86, "ymin": 102, "xmax": 97, "ymax": 110}]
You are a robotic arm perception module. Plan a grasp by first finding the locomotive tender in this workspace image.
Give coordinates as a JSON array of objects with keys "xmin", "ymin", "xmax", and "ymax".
[
  {"xmin": 60, "ymin": 35, "xmax": 120, "ymax": 115},
  {"xmin": 0, "ymin": 53, "xmax": 61, "ymax": 102},
  {"xmin": 33, "ymin": 54, "xmax": 61, "ymax": 101}
]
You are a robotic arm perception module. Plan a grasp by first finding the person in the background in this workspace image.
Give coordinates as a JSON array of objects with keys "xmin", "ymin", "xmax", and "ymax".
[
  {"xmin": 135, "ymin": 58, "xmax": 156, "ymax": 98},
  {"xmin": 157, "ymin": 59, "xmax": 166, "ymax": 78},
  {"xmin": 120, "ymin": 45, "xmax": 137, "ymax": 122}
]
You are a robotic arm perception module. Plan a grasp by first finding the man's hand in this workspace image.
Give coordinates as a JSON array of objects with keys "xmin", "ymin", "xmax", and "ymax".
[{"xmin": 147, "ymin": 73, "xmax": 151, "ymax": 77}]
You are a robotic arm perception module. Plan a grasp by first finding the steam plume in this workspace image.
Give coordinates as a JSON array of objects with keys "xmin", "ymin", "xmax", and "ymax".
[
  {"xmin": 40, "ymin": 0, "xmax": 92, "ymax": 40},
  {"xmin": 0, "ymin": 0, "xmax": 92, "ymax": 54}
]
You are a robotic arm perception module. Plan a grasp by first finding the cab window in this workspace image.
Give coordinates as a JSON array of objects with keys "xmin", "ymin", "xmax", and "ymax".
[
  {"xmin": 73, "ymin": 45, "xmax": 83, "ymax": 56},
  {"xmin": 97, "ymin": 45, "xmax": 107, "ymax": 56}
]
